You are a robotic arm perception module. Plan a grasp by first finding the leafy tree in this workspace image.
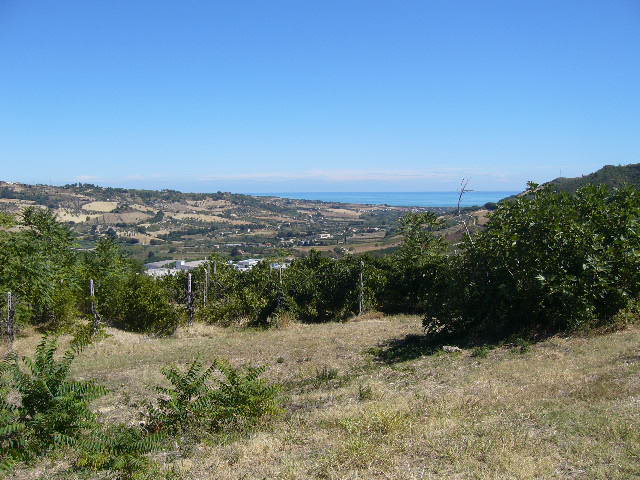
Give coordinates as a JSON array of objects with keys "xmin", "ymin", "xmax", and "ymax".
[
  {"xmin": 396, "ymin": 212, "xmax": 446, "ymax": 260},
  {"xmin": 0, "ymin": 207, "xmax": 79, "ymax": 326},
  {"xmin": 104, "ymin": 273, "xmax": 180, "ymax": 335},
  {"xmin": 377, "ymin": 212, "xmax": 449, "ymax": 314},
  {"xmin": 424, "ymin": 184, "xmax": 640, "ymax": 340}
]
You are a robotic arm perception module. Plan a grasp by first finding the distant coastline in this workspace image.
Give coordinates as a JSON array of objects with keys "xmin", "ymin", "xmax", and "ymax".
[{"xmin": 251, "ymin": 191, "xmax": 517, "ymax": 207}]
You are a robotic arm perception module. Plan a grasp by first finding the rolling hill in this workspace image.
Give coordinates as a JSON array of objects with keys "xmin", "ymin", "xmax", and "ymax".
[
  {"xmin": 547, "ymin": 163, "xmax": 640, "ymax": 193},
  {"xmin": 0, "ymin": 181, "xmax": 442, "ymax": 260}
]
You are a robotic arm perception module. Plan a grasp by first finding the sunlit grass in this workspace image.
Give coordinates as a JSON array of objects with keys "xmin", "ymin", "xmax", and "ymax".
[{"xmin": 7, "ymin": 317, "xmax": 640, "ymax": 479}]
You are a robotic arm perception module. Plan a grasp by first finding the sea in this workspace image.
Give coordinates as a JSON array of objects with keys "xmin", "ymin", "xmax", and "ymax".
[{"xmin": 251, "ymin": 191, "xmax": 517, "ymax": 208}]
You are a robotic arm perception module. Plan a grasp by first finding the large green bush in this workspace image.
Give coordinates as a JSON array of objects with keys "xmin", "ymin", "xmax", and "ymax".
[
  {"xmin": 78, "ymin": 238, "xmax": 183, "ymax": 335},
  {"xmin": 194, "ymin": 259, "xmax": 290, "ymax": 326},
  {"xmin": 193, "ymin": 252, "xmax": 386, "ymax": 325},
  {"xmin": 423, "ymin": 184, "xmax": 640, "ymax": 340},
  {"xmin": 104, "ymin": 273, "xmax": 181, "ymax": 335},
  {"xmin": 376, "ymin": 212, "xmax": 449, "ymax": 314},
  {"xmin": 283, "ymin": 251, "xmax": 385, "ymax": 322}
]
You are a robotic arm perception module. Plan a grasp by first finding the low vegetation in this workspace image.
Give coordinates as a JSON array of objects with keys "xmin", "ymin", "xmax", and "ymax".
[
  {"xmin": 3, "ymin": 317, "xmax": 639, "ymax": 479},
  {"xmin": 1, "ymin": 332, "xmax": 281, "ymax": 479}
]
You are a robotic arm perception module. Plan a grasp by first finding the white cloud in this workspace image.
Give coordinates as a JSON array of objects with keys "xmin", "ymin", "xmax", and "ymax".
[
  {"xmin": 195, "ymin": 168, "xmax": 503, "ymax": 183},
  {"xmin": 67, "ymin": 167, "xmax": 522, "ymax": 190},
  {"xmin": 74, "ymin": 175, "xmax": 99, "ymax": 182}
]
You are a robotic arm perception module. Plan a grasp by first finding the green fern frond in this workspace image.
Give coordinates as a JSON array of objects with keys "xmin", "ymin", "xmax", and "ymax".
[
  {"xmin": 52, "ymin": 432, "xmax": 77, "ymax": 446},
  {"xmin": 0, "ymin": 457, "xmax": 16, "ymax": 473},
  {"xmin": 145, "ymin": 358, "xmax": 281, "ymax": 436}
]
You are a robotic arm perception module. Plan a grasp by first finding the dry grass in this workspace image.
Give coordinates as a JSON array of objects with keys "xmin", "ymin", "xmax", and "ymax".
[
  {"xmin": 6, "ymin": 317, "xmax": 640, "ymax": 479},
  {"xmin": 167, "ymin": 212, "xmax": 251, "ymax": 225},
  {"xmin": 323, "ymin": 208, "xmax": 361, "ymax": 218},
  {"xmin": 295, "ymin": 236, "xmax": 401, "ymax": 255},
  {"xmin": 81, "ymin": 201, "xmax": 118, "ymax": 212},
  {"xmin": 53, "ymin": 209, "xmax": 101, "ymax": 223}
]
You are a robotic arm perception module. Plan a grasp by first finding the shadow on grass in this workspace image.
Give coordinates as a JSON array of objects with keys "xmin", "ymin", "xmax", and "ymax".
[
  {"xmin": 366, "ymin": 333, "xmax": 449, "ymax": 364},
  {"xmin": 368, "ymin": 329, "xmax": 542, "ymax": 364}
]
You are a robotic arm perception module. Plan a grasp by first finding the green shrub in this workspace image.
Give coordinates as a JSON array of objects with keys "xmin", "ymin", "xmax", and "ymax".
[
  {"xmin": 145, "ymin": 359, "xmax": 220, "ymax": 434},
  {"xmin": 605, "ymin": 298, "xmax": 640, "ymax": 332},
  {"xmin": 284, "ymin": 252, "xmax": 385, "ymax": 322},
  {"xmin": 512, "ymin": 338, "xmax": 531, "ymax": 354},
  {"xmin": 471, "ymin": 346, "xmax": 491, "ymax": 358},
  {"xmin": 105, "ymin": 273, "xmax": 180, "ymax": 335},
  {"xmin": 191, "ymin": 258, "xmax": 301, "ymax": 327},
  {"xmin": 424, "ymin": 184, "xmax": 640, "ymax": 341},
  {"xmin": 357, "ymin": 384, "xmax": 374, "ymax": 401},
  {"xmin": 0, "ymin": 382, "xmax": 24, "ymax": 473},
  {"xmin": 75, "ymin": 424, "xmax": 164, "ymax": 480},
  {"xmin": 145, "ymin": 359, "xmax": 281, "ymax": 437},
  {"xmin": 210, "ymin": 361, "xmax": 282, "ymax": 431},
  {"xmin": 0, "ymin": 334, "xmax": 106, "ymax": 470},
  {"xmin": 315, "ymin": 365, "xmax": 339, "ymax": 383}
]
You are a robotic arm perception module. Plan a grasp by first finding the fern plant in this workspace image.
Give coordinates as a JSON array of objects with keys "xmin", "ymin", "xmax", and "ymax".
[
  {"xmin": 145, "ymin": 359, "xmax": 221, "ymax": 434},
  {"xmin": 209, "ymin": 361, "xmax": 282, "ymax": 431},
  {"xmin": 75, "ymin": 424, "xmax": 165, "ymax": 480},
  {"xmin": 0, "ymin": 377, "xmax": 25, "ymax": 473},
  {"xmin": 0, "ymin": 334, "xmax": 106, "ymax": 469},
  {"xmin": 145, "ymin": 359, "xmax": 281, "ymax": 436}
]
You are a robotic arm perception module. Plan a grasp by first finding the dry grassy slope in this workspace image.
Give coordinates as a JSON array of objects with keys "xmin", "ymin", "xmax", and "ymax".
[
  {"xmin": 0, "ymin": 181, "xmax": 415, "ymax": 227},
  {"xmin": 8, "ymin": 316, "xmax": 640, "ymax": 480},
  {"xmin": 0, "ymin": 181, "xmax": 428, "ymax": 256}
]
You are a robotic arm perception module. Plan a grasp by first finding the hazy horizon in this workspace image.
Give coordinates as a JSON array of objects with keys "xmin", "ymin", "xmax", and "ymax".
[{"xmin": 0, "ymin": 173, "xmax": 590, "ymax": 195}]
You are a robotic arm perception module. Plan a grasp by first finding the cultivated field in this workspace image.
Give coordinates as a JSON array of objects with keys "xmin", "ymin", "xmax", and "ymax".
[
  {"xmin": 0, "ymin": 181, "xmax": 450, "ymax": 260},
  {"xmin": 81, "ymin": 201, "xmax": 119, "ymax": 212},
  {"xmin": 7, "ymin": 316, "xmax": 640, "ymax": 480}
]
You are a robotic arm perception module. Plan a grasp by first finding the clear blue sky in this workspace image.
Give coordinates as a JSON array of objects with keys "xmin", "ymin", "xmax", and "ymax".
[{"xmin": 1, "ymin": 1, "xmax": 638, "ymax": 192}]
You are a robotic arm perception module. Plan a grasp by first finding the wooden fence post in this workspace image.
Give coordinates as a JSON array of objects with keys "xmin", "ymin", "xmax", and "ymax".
[
  {"xmin": 6, "ymin": 291, "xmax": 15, "ymax": 348},
  {"xmin": 212, "ymin": 261, "xmax": 218, "ymax": 302},
  {"xmin": 204, "ymin": 265, "xmax": 210, "ymax": 306},
  {"xmin": 358, "ymin": 261, "xmax": 364, "ymax": 316},
  {"xmin": 187, "ymin": 273, "xmax": 195, "ymax": 326},
  {"xmin": 90, "ymin": 279, "xmax": 101, "ymax": 335}
]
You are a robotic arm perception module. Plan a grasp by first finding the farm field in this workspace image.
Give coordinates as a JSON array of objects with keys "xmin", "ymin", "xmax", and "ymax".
[
  {"xmin": 0, "ymin": 181, "xmax": 468, "ymax": 261},
  {"xmin": 7, "ymin": 316, "xmax": 640, "ymax": 480}
]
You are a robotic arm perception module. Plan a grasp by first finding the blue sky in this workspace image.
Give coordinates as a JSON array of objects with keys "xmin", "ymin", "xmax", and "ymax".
[{"xmin": 1, "ymin": 1, "xmax": 638, "ymax": 192}]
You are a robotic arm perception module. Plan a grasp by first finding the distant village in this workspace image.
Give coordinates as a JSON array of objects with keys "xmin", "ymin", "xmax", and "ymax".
[{"xmin": 144, "ymin": 258, "xmax": 290, "ymax": 277}]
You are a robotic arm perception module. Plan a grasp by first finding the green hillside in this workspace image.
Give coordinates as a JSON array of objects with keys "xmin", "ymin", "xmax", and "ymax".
[{"xmin": 548, "ymin": 163, "xmax": 640, "ymax": 193}]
